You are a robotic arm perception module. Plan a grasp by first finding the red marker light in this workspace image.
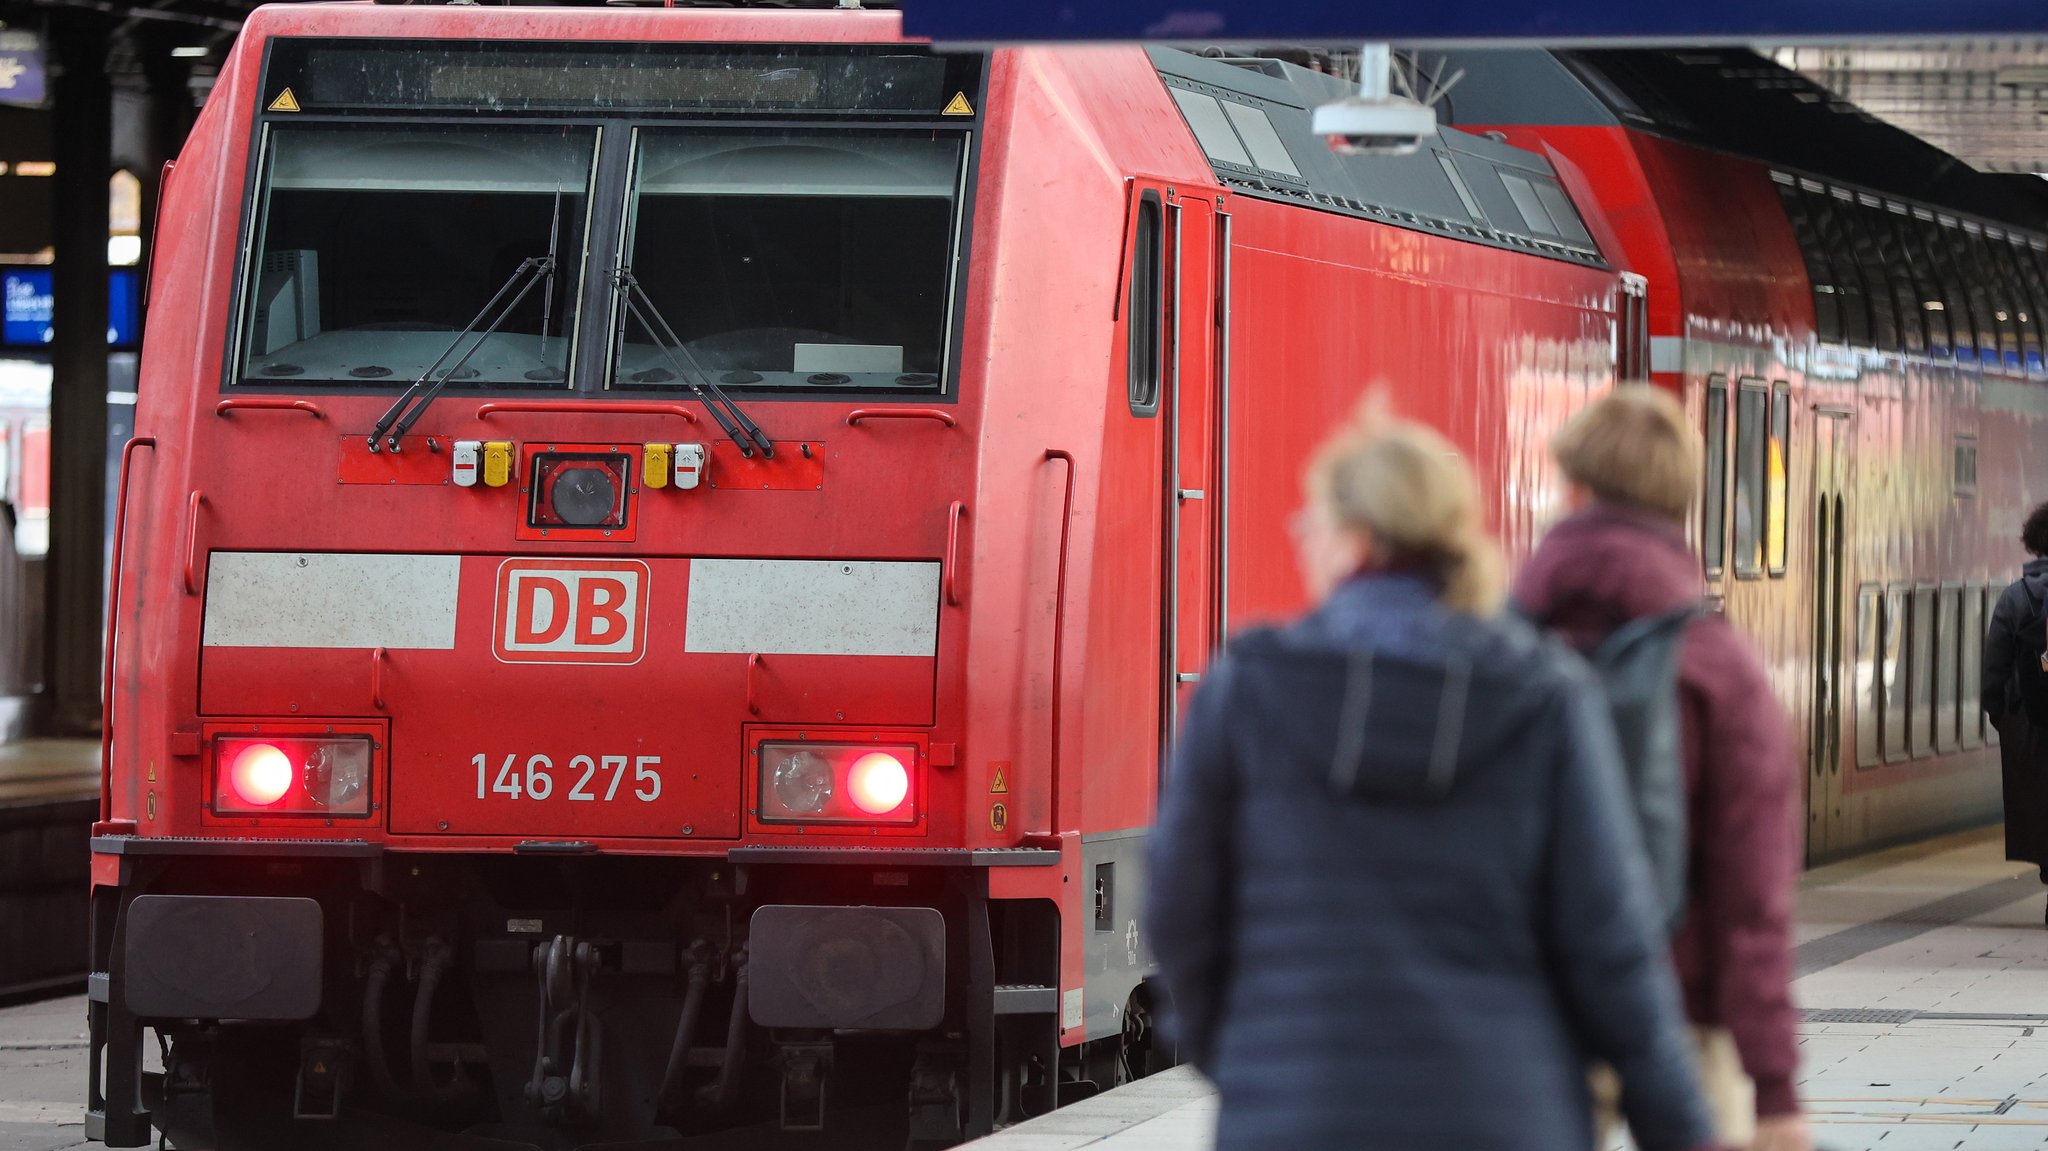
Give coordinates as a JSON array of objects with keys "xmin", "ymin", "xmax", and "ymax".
[
  {"xmin": 229, "ymin": 742, "xmax": 294, "ymax": 807},
  {"xmin": 846, "ymin": 752, "xmax": 910, "ymax": 815}
]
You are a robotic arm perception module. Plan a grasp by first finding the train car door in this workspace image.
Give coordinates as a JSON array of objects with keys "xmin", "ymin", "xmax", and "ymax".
[
  {"xmin": 1163, "ymin": 190, "xmax": 1226, "ymax": 740},
  {"xmin": 1808, "ymin": 407, "xmax": 1852, "ymax": 859}
]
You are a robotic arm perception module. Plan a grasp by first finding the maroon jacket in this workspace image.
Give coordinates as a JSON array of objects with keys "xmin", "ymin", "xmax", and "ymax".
[{"xmin": 1514, "ymin": 502, "xmax": 1801, "ymax": 1118}]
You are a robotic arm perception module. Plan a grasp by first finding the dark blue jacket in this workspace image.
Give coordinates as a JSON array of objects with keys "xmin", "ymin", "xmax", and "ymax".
[{"xmin": 1147, "ymin": 574, "xmax": 1715, "ymax": 1151}]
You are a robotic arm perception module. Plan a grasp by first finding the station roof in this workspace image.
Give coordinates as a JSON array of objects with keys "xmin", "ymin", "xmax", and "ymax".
[{"xmin": 1769, "ymin": 42, "xmax": 2048, "ymax": 175}]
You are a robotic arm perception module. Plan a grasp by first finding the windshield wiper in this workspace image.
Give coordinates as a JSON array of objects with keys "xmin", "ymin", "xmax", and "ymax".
[
  {"xmin": 615, "ymin": 268, "xmax": 775, "ymax": 459},
  {"xmin": 368, "ymin": 255, "xmax": 556, "ymax": 453}
]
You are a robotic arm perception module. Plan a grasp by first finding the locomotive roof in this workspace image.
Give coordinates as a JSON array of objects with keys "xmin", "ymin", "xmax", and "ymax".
[
  {"xmin": 1432, "ymin": 48, "xmax": 2048, "ymax": 238},
  {"xmin": 1150, "ymin": 48, "xmax": 1607, "ymax": 268}
]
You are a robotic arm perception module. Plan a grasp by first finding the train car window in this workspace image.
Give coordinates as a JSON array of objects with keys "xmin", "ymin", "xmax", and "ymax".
[
  {"xmin": 1220, "ymin": 101, "xmax": 1301, "ymax": 177},
  {"xmin": 1882, "ymin": 585, "xmax": 1908, "ymax": 761},
  {"xmin": 1855, "ymin": 584, "xmax": 1881, "ymax": 768},
  {"xmin": 1909, "ymin": 584, "xmax": 1935, "ymax": 758},
  {"xmin": 1850, "ymin": 199, "xmax": 1900, "ymax": 353},
  {"xmin": 1954, "ymin": 435, "xmax": 1978, "ymax": 497},
  {"xmin": 1732, "ymin": 381, "xmax": 1767, "ymax": 578},
  {"xmin": 1127, "ymin": 191, "xmax": 1164, "ymax": 416},
  {"xmin": 1169, "ymin": 89, "xmax": 1254, "ymax": 169},
  {"xmin": 614, "ymin": 130, "xmax": 965, "ymax": 392},
  {"xmin": 1703, "ymin": 378, "xmax": 1728, "ymax": 577},
  {"xmin": 235, "ymin": 125, "xmax": 597, "ymax": 388},
  {"xmin": 1936, "ymin": 585, "xmax": 1962, "ymax": 754},
  {"xmin": 1766, "ymin": 383, "xmax": 1790, "ymax": 576},
  {"xmin": 1777, "ymin": 179, "xmax": 1840, "ymax": 344},
  {"xmin": 1808, "ymin": 189, "xmax": 1872, "ymax": 348},
  {"xmin": 1962, "ymin": 583, "xmax": 1985, "ymax": 750}
]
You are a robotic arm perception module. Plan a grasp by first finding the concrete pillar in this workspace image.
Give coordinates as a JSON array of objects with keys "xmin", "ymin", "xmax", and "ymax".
[{"xmin": 44, "ymin": 19, "xmax": 112, "ymax": 737}]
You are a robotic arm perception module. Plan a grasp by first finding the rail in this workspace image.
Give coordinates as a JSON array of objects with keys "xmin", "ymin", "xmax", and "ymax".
[
  {"xmin": 180, "ymin": 490, "xmax": 207, "ymax": 596},
  {"xmin": 101, "ymin": 436, "xmax": 157, "ymax": 819},
  {"xmin": 1043, "ymin": 450, "xmax": 1076, "ymax": 835},
  {"xmin": 475, "ymin": 401, "xmax": 696, "ymax": 422},
  {"xmin": 945, "ymin": 500, "xmax": 967, "ymax": 606},
  {"xmin": 371, "ymin": 647, "xmax": 388, "ymax": 711},
  {"xmin": 215, "ymin": 398, "xmax": 324, "ymax": 418},
  {"xmin": 845, "ymin": 408, "xmax": 956, "ymax": 428},
  {"xmin": 746, "ymin": 653, "xmax": 763, "ymax": 717}
]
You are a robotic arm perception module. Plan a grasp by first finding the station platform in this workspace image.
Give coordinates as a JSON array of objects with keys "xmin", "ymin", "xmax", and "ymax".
[
  {"xmin": 0, "ymin": 823, "xmax": 2042, "ymax": 1151},
  {"xmin": 966, "ymin": 825, "xmax": 2048, "ymax": 1151}
]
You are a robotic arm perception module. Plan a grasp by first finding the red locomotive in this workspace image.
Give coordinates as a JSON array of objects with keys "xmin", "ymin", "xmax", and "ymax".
[{"xmin": 87, "ymin": 8, "xmax": 2037, "ymax": 1148}]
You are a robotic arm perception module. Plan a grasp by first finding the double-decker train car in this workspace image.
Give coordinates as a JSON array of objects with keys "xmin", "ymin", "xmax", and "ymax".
[
  {"xmin": 1443, "ymin": 48, "xmax": 2048, "ymax": 859},
  {"xmin": 88, "ymin": 6, "xmax": 1626, "ymax": 1148}
]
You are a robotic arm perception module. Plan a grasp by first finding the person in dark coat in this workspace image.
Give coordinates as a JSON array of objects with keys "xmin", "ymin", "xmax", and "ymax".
[
  {"xmin": 1147, "ymin": 403, "xmax": 1717, "ymax": 1151},
  {"xmin": 1515, "ymin": 388, "xmax": 1806, "ymax": 1151},
  {"xmin": 1982, "ymin": 500, "xmax": 2048, "ymax": 903}
]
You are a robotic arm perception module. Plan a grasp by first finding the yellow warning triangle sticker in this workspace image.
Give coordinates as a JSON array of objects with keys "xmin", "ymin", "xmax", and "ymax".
[
  {"xmin": 942, "ymin": 91, "xmax": 974, "ymax": 117},
  {"xmin": 990, "ymin": 764, "xmax": 1007, "ymax": 794},
  {"xmin": 146, "ymin": 763, "xmax": 156, "ymax": 782},
  {"xmin": 268, "ymin": 88, "xmax": 301, "ymax": 113}
]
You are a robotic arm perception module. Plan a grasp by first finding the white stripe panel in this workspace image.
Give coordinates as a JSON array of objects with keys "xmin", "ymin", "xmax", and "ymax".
[
  {"xmin": 204, "ymin": 552, "xmax": 461, "ymax": 649},
  {"xmin": 686, "ymin": 559, "xmax": 939, "ymax": 657},
  {"xmin": 1650, "ymin": 336, "xmax": 1685, "ymax": 374}
]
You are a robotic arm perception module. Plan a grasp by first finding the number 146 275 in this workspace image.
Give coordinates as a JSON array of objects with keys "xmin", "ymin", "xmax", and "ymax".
[{"xmin": 472, "ymin": 753, "xmax": 662, "ymax": 803}]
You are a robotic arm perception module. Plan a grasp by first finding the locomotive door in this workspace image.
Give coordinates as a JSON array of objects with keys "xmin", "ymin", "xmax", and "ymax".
[
  {"xmin": 1163, "ymin": 191, "xmax": 1227, "ymax": 739},
  {"xmin": 1808, "ymin": 408, "xmax": 1851, "ymax": 859}
]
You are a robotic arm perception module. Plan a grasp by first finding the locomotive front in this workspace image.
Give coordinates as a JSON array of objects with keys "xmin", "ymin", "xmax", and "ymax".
[{"xmin": 86, "ymin": 11, "xmax": 1075, "ymax": 1148}]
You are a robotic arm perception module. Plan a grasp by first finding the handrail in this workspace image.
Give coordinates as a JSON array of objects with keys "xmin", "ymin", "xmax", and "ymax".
[
  {"xmin": 101, "ymin": 436, "xmax": 157, "ymax": 820},
  {"xmin": 746, "ymin": 653, "xmax": 764, "ymax": 716},
  {"xmin": 845, "ymin": 408, "xmax": 956, "ymax": 428},
  {"xmin": 181, "ymin": 491, "xmax": 207, "ymax": 596},
  {"xmin": 216, "ymin": 398, "xmax": 324, "ymax": 418},
  {"xmin": 476, "ymin": 400, "xmax": 696, "ymax": 422},
  {"xmin": 944, "ymin": 501, "xmax": 967, "ymax": 606},
  {"xmin": 371, "ymin": 647, "xmax": 388, "ymax": 711},
  {"xmin": 1043, "ymin": 450, "xmax": 1076, "ymax": 836}
]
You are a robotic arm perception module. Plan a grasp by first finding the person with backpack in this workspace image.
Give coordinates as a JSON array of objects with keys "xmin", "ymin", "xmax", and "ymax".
[
  {"xmin": 1980, "ymin": 500, "xmax": 2048, "ymax": 909},
  {"xmin": 1146, "ymin": 399, "xmax": 1720, "ymax": 1151},
  {"xmin": 1514, "ymin": 387, "xmax": 1806, "ymax": 1151}
]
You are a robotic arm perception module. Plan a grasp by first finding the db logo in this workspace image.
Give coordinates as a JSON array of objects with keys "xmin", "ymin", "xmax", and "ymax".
[{"xmin": 493, "ymin": 559, "xmax": 650, "ymax": 664}]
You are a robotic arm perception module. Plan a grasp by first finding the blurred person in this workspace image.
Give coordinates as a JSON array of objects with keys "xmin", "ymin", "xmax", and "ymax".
[
  {"xmin": 1515, "ymin": 387, "xmax": 1806, "ymax": 1151},
  {"xmin": 1147, "ymin": 399, "xmax": 1719, "ymax": 1151},
  {"xmin": 1981, "ymin": 499, "xmax": 2048, "ymax": 918}
]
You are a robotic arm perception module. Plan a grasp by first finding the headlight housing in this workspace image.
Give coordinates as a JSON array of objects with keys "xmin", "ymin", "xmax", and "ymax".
[
  {"xmin": 757, "ymin": 741, "xmax": 918, "ymax": 825},
  {"xmin": 212, "ymin": 734, "xmax": 374, "ymax": 817}
]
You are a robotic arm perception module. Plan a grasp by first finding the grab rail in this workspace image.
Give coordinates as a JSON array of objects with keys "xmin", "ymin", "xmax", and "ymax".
[
  {"xmin": 216, "ymin": 398, "xmax": 324, "ymax": 418},
  {"xmin": 180, "ymin": 490, "xmax": 207, "ymax": 596},
  {"xmin": 945, "ymin": 501, "xmax": 967, "ymax": 606},
  {"xmin": 1043, "ymin": 450, "xmax": 1076, "ymax": 835},
  {"xmin": 476, "ymin": 401, "xmax": 696, "ymax": 422},
  {"xmin": 371, "ymin": 647, "xmax": 388, "ymax": 711},
  {"xmin": 101, "ymin": 436, "xmax": 157, "ymax": 819},
  {"xmin": 845, "ymin": 408, "xmax": 955, "ymax": 428}
]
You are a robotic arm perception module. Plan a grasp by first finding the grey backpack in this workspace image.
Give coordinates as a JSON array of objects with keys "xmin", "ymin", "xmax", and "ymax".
[{"xmin": 1585, "ymin": 607, "xmax": 1699, "ymax": 936}]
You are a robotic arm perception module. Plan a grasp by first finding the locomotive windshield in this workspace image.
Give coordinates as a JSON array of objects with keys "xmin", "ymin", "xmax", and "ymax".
[
  {"xmin": 238, "ymin": 125, "xmax": 596, "ymax": 387},
  {"xmin": 614, "ymin": 131, "xmax": 963, "ymax": 390}
]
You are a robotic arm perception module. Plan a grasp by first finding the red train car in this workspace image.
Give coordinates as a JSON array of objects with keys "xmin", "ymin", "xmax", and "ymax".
[
  {"xmin": 90, "ymin": 8, "xmax": 1629, "ymax": 1148},
  {"xmin": 1442, "ymin": 48, "xmax": 2048, "ymax": 859}
]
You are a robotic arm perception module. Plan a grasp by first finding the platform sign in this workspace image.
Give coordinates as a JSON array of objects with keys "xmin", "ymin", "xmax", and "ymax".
[
  {"xmin": 903, "ymin": 0, "xmax": 2048, "ymax": 42},
  {"xmin": 1, "ymin": 269, "xmax": 143, "ymax": 349},
  {"xmin": 0, "ymin": 32, "xmax": 44, "ymax": 108}
]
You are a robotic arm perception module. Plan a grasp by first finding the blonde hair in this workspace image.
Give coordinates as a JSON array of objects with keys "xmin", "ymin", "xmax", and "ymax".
[
  {"xmin": 1549, "ymin": 386, "xmax": 1699, "ymax": 522},
  {"xmin": 1305, "ymin": 397, "xmax": 1503, "ymax": 616}
]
